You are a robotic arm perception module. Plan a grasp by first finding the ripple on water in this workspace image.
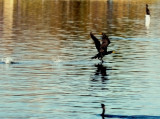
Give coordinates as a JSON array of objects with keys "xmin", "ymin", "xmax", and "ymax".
[{"xmin": 1, "ymin": 0, "xmax": 160, "ymax": 119}]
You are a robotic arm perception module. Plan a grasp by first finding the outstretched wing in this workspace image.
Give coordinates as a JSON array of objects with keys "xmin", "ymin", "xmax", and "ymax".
[
  {"xmin": 100, "ymin": 33, "xmax": 110, "ymax": 53},
  {"xmin": 90, "ymin": 32, "xmax": 101, "ymax": 52}
]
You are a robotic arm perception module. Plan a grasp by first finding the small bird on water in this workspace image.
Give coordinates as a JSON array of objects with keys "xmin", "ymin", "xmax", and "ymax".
[
  {"xmin": 146, "ymin": 4, "xmax": 150, "ymax": 15},
  {"xmin": 101, "ymin": 104, "xmax": 106, "ymax": 116},
  {"xmin": 100, "ymin": 104, "xmax": 160, "ymax": 118},
  {"xmin": 90, "ymin": 32, "xmax": 115, "ymax": 62},
  {"xmin": 145, "ymin": 4, "xmax": 150, "ymax": 29}
]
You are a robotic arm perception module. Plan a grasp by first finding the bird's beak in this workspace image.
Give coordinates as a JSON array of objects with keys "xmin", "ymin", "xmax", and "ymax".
[{"xmin": 112, "ymin": 51, "xmax": 116, "ymax": 53}]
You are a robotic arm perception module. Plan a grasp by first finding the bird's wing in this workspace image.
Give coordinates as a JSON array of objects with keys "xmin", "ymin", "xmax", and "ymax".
[
  {"xmin": 90, "ymin": 32, "xmax": 101, "ymax": 52},
  {"xmin": 100, "ymin": 33, "xmax": 110, "ymax": 52}
]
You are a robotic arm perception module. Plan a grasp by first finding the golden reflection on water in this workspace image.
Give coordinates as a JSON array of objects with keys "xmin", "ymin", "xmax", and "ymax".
[
  {"xmin": 1, "ymin": 1, "xmax": 160, "ymax": 118},
  {"xmin": 0, "ymin": 0, "xmax": 158, "ymax": 34},
  {"xmin": 0, "ymin": 0, "xmax": 159, "ymax": 57}
]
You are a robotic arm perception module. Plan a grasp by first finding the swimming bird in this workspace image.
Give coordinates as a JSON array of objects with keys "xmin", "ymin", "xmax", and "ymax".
[
  {"xmin": 100, "ymin": 104, "xmax": 160, "ymax": 118},
  {"xmin": 101, "ymin": 104, "xmax": 106, "ymax": 116},
  {"xmin": 145, "ymin": 4, "xmax": 150, "ymax": 29},
  {"xmin": 146, "ymin": 4, "xmax": 150, "ymax": 15},
  {"xmin": 90, "ymin": 32, "xmax": 114, "ymax": 62}
]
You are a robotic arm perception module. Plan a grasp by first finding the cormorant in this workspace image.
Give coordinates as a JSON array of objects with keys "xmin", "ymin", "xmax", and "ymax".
[
  {"xmin": 101, "ymin": 104, "xmax": 105, "ymax": 116},
  {"xmin": 146, "ymin": 4, "xmax": 150, "ymax": 15},
  {"xmin": 90, "ymin": 32, "xmax": 114, "ymax": 62},
  {"xmin": 100, "ymin": 104, "xmax": 160, "ymax": 118},
  {"xmin": 145, "ymin": 4, "xmax": 150, "ymax": 29}
]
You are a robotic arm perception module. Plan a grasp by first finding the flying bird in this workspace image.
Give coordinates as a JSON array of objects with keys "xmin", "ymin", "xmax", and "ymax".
[{"xmin": 90, "ymin": 32, "xmax": 114, "ymax": 62}]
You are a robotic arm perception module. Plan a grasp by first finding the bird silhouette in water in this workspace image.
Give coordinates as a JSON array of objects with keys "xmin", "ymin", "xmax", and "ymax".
[
  {"xmin": 92, "ymin": 63, "xmax": 108, "ymax": 82},
  {"xmin": 90, "ymin": 32, "xmax": 114, "ymax": 62}
]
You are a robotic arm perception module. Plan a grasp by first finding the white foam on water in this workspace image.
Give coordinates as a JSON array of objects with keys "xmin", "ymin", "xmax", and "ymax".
[{"xmin": 52, "ymin": 56, "xmax": 63, "ymax": 64}]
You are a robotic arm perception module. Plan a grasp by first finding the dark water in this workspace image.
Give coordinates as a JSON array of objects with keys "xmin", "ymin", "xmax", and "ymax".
[{"xmin": 1, "ymin": 0, "xmax": 160, "ymax": 119}]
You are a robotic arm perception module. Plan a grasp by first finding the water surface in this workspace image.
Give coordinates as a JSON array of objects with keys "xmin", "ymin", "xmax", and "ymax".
[{"xmin": 1, "ymin": 0, "xmax": 160, "ymax": 119}]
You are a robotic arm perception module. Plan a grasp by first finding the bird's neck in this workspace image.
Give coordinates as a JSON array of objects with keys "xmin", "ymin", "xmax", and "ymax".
[{"xmin": 102, "ymin": 107, "xmax": 105, "ymax": 115}]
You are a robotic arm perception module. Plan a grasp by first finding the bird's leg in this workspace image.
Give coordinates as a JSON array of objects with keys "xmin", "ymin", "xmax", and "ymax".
[
  {"xmin": 99, "ymin": 53, "xmax": 104, "ymax": 63},
  {"xmin": 101, "ymin": 59, "xmax": 104, "ymax": 63},
  {"xmin": 99, "ymin": 56, "xmax": 103, "ymax": 63},
  {"xmin": 100, "ymin": 53, "xmax": 103, "ymax": 58}
]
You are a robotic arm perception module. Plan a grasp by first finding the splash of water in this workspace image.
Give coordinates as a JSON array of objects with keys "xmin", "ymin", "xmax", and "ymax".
[
  {"xmin": 52, "ymin": 56, "xmax": 62, "ymax": 63},
  {"xmin": 1, "ymin": 57, "xmax": 14, "ymax": 64}
]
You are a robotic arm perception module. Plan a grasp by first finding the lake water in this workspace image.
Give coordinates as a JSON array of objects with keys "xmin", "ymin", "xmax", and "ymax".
[{"xmin": 1, "ymin": 0, "xmax": 160, "ymax": 119}]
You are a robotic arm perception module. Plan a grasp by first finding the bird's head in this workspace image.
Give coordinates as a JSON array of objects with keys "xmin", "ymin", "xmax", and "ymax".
[
  {"xmin": 99, "ymin": 32, "xmax": 108, "ymax": 39},
  {"xmin": 101, "ymin": 104, "xmax": 105, "ymax": 108},
  {"xmin": 112, "ymin": 51, "xmax": 116, "ymax": 53},
  {"xmin": 146, "ymin": 4, "xmax": 148, "ymax": 7}
]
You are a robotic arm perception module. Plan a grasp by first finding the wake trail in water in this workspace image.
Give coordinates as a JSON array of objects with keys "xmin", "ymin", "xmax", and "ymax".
[{"xmin": 99, "ymin": 114, "xmax": 160, "ymax": 119}]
